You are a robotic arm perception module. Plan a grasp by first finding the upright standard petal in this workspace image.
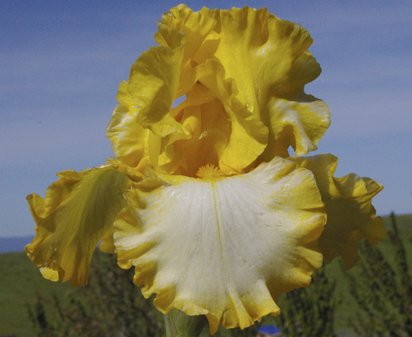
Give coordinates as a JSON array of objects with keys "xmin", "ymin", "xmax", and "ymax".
[
  {"xmin": 155, "ymin": 5, "xmax": 269, "ymax": 172},
  {"xmin": 196, "ymin": 60, "xmax": 268, "ymax": 173},
  {"xmin": 114, "ymin": 157, "xmax": 326, "ymax": 332},
  {"xmin": 297, "ymin": 154, "xmax": 384, "ymax": 268},
  {"xmin": 126, "ymin": 43, "xmax": 185, "ymax": 138},
  {"xmin": 207, "ymin": 7, "xmax": 330, "ymax": 157},
  {"xmin": 156, "ymin": 4, "xmax": 219, "ymax": 94},
  {"xmin": 26, "ymin": 166, "xmax": 129, "ymax": 285},
  {"xmin": 108, "ymin": 5, "xmax": 331, "ymax": 176}
]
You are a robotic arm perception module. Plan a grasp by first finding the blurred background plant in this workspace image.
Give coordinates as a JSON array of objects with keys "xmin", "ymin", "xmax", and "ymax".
[
  {"xmin": 274, "ymin": 267, "xmax": 338, "ymax": 337},
  {"xmin": 27, "ymin": 253, "xmax": 163, "ymax": 337},
  {"xmin": 346, "ymin": 212, "xmax": 412, "ymax": 337}
]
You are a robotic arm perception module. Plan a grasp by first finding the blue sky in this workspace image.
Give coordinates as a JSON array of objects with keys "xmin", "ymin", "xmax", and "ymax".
[{"xmin": 1, "ymin": 0, "xmax": 411, "ymax": 237}]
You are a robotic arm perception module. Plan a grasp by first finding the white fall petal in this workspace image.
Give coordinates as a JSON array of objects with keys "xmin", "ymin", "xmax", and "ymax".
[{"xmin": 114, "ymin": 157, "xmax": 326, "ymax": 332}]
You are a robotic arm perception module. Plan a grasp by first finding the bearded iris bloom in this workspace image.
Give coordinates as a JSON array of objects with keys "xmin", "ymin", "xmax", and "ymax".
[{"xmin": 26, "ymin": 5, "xmax": 383, "ymax": 333}]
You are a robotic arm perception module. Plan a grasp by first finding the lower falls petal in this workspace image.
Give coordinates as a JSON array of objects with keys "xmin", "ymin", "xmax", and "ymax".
[{"xmin": 114, "ymin": 157, "xmax": 326, "ymax": 332}]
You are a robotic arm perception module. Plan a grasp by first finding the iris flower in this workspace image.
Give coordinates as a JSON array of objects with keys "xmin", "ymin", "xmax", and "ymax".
[{"xmin": 26, "ymin": 5, "xmax": 383, "ymax": 333}]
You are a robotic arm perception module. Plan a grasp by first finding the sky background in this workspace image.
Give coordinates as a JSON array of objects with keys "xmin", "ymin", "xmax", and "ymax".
[{"xmin": 0, "ymin": 0, "xmax": 411, "ymax": 237}]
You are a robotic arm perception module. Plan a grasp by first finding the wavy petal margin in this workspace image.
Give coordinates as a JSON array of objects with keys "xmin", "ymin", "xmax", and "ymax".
[
  {"xmin": 296, "ymin": 154, "xmax": 385, "ymax": 268},
  {"xmin": 114, "ymin": 157, "xmax": 326, "ymax": 332},
  {"xmin": 263, "ymin": 94, "xmax": 330, "ymax": 158},
  {"xmin": 26, "ymin": 166, "xmax": 129, "ymax": 285},
  {"xmin": 156, "ymin": 4, "xmax": 219, "ymax": 95}
]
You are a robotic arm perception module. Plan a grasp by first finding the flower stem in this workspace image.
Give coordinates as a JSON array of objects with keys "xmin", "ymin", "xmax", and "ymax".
[{"xmin": 164, "ymin": 310, "xmax": 207, "ymax": 337}]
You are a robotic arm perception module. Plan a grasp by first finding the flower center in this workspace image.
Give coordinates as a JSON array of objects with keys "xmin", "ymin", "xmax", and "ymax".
[{"xmin": 196, "ymin": 164, "xmax": 224, "ymax": 180}]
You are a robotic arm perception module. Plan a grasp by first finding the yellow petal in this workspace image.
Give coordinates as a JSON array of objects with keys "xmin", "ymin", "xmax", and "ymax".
[
  {"xmin": 207, "ymin": 7, "xmax": 330, "ymax": 156},
  {"xmin": 99, "ymin": 228, "xmax": 115, "ymax": 254},
  {"xmin": 156, "ymin": 4, "xmax": 217, "ymax": 61},
  {"xmin": 261, "ymin": 94, "xmax": 330, "ymax": 158},
  {"xmin": 107, "ymin": 81, "xmax": 150, "ymax": 170},
  {"xmin": 163, "ymin": 92, "xmax": 231, "ymax": 176},
  {"xmin": 156, "ymin": 4, "xmax": 219, "ymax": 94},
  {"xmin": 107, "ymin": 44, "xmax": 188, "ymax": 174},
  {"xmin": 114, "ymin": 157, "xmax": 326, "ymax": 332},
  {"xmin": 26, "ymin": 166, "xmax": 129, "ymax": 285},
  {"xmin": 126, "ymin": 82, "xmax": 235, "ymax": 177},
  {"xmin": 196, "ymin": 60, "xmax": 268, "ymax": 173},
  {"xmin": 296, "ymin": 154, "xmax": 384, "ymax": 268},
  {"xmin": 127, "ymin": 44, "xmax": 185, "ymax": 138}
]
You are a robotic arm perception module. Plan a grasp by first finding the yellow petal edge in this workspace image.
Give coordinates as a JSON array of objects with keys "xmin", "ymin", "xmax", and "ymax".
[{"xmin": 114, "ymin": 157, "xmax": 326, "ymax": 332}]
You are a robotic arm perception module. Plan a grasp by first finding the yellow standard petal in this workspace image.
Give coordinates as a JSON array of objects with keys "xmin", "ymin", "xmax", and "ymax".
[
  {"xmin": 195, "ymin": 59, "xmax": 268, "ymax": 173},
  {"xmin": 124, "ymin": 43, "xmax": 186, "ymax": 138},
  {"xmin": 296, "ymin": 154, "xmax": 385, "ymax": 268},
  {"xmin": 205, "ymin": 7, "xmax": 330, "ymax": 157},
  {"xmin": 26, "ymin": 166, "xmax": 129, "ymax": 285},
  {"xmin": 114, "ymin": 157, "xmax": 326, "ymax": 332},
  {"xmin": 155, "ymin": 4, "xmax": 219, "ymax": 95},
  {"xmin": 110, "ymin": 5, "xmax": 331, "ymax": 176}
]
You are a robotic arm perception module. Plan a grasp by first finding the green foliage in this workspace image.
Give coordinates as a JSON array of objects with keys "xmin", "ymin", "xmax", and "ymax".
[
  {"xmin": 347, "ymin": 212, "xmax": 412, "ymax": 337},
  {"xmin": 275, "ymin": 267, "xmax": 338, "ymax": 337},
  {"xmin": 28, "ymin": 252, "xmax": 163, "ymax": 337},
  {"xmin": 0, "ymin": 252, "xmax": 70, "ymax": 337}
]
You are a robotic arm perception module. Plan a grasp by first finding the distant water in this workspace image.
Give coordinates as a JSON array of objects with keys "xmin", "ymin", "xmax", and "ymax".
[{"xmin": 0, "ymin": 236, "xmax": 33, "ymax": 253}]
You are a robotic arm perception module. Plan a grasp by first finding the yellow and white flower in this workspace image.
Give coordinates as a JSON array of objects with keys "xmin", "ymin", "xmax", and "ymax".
[{"xmin": 26, "ymin": 5, "xmax": 383, "ymax": 333}]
